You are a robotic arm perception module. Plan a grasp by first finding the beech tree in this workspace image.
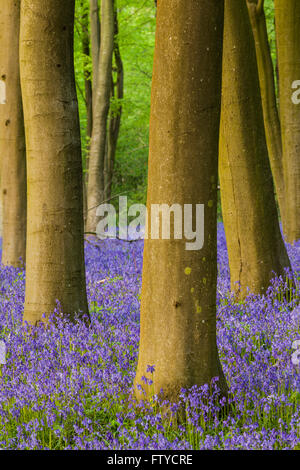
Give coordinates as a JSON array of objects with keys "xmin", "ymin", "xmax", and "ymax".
[
  {"xmin": 0, "ymin": 0, "xmax": 26, "ymax": 267},
  {"xmin": 247, "ymin": 0, "xmax": 286, "ymax": 231},
  {"xmin": 104, "ymin": 5, "xmax": 124, "ymax": 202},
  {"xmin": 20, "ymin": 0, "xmax": 89, "ymax": 324},
  {"xmin": 274, "ymin": 0, "xmax": 300, "ymax": 244},
  {"xmin": 219, "ymin": 0, "xmax": 291, "ymax": 299},
  {"xmin": 80, "ymin": 1, "xmax": 93, "ymax": 142},
  {"xmin": 86, "ymin": 0, "xmax": 114, "ymax": 233},
  {"xmin": 77, "ymin": 0, "xmax": 93, "ymax": 222},
  {"xmin": 134, "ymin": 0, "xmax": 227, "ymax": 402},
  {"xmin": 90, "ymin": 0, "xmax": 101, "ymax": 95}
]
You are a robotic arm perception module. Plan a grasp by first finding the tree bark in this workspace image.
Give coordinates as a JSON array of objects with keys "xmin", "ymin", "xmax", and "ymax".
[
  {"xmin": 219, "ymin": 0, "xmax": 291, "ymax": 299},
  {"xmin": 20, "ymin": 0, "xmax": 89, "ymax": 324},
  {"xmin": 81, "ymin": 4, "xmax": 93, "ymax": 142},
  {"xmin": 80, "ymin": 1, "xmax": 93, "ymax": 223},
  {"xmin": 90, "ymin": 0, "xmax": 101, "ymax": 95},
  {"xmin": 0, "ymin": 0, "xmax": 26, "ymax": 267},
  {"xmin": 274, "ymin": 0, "xmax": 300, "ymax": 244},
  {"xmin": 247, "ymin": 0, "xmax": 286, "ymax": 232},
  {"xmin": 134, "ymin": 0, "xmax": 227, "ymax": 403},
  {"xmin": 104, "ymin": 4, "xmax": 123, "ymax": 202},
  {"xmin": 86, "ymin": 0, "xmax": 114, "ymax": 233}
]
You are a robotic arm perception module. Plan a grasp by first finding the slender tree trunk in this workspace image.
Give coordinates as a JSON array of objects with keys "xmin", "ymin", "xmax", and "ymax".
[
  {"xmin": 85, "ymin": 0, "xmax": 100, "ymax": 223},
  {"xmin": 247, "ymin": 0, "xmax": 286, "ymax": 232},
  {"xmin": 80, "ymin": 1, "xmax": 93, "ymax": 223},
  {"xmin": 20, "ymin": 0, "xmax": 89, "ymax": 324},
  {"xmin": 104, "ymin": 5, "xmax": 123, "ymax": 202},
  {"xmin": 90, "ymin": 0, "xmax": 101, "ymax": 95},
  {"xmin": 86, "ymin": 0, "xmax": 114, "ymax": 233},
  {"xmin": 219, "ymin": 0, "xmax": 291, "ymax": 299},
  {"xmin": 275, "ymin": 18, "xmax": 279, "ymax": 98},
  {"xmin": 81, "ymin": 6, "xmax": 93, "ymax": 142},
  {"xmin": 0, "ymin": 0, "xmax": 26, "ymax": 267},
  {"xmin": 134, "ymin": 0, "xmax": 227, "ymax": 403},
  {"xmin": 274, "ymin": 0, "xmax": 300, "ymax": 244}
]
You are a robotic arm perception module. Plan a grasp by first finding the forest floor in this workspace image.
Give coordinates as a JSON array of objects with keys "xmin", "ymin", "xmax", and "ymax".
[{"xmin": 0, "ymin": 224, "xmax": 299, "ymax": 450}]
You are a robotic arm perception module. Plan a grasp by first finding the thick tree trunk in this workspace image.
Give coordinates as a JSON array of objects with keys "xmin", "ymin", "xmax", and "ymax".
[
  {"xmin": 134, "ymin": 0, "xmax": 227, "ymax": 403},
  {"xmin": 20, "ymin": 0, "xmax": 89, "ymax": 324},
  {"xmin": 86, "ymin": 0, "xmax": 114, "ymax": 233},
  {"xmin": 247, "ymin": 0, "xmax": 286, "ymax": 232},
  {"xmin": 104, "ymin": 6, "xmax": 123, "ymax": 202},
  {"xmin": 219, "ymin": 0, "xmax": 291, "ymax": 299},
  {"xmin": 274, "ymin": 0, "xmax": 300, "ymax": 244},
  {"xmin": 0, "ymin": 0, "xmax": 26, "ymax": 267}
]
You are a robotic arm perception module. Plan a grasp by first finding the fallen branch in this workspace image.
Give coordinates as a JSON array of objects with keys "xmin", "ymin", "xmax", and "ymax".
[{"xmin": 84, "ymin": 232, "xmax": 142, "ymax": 243}]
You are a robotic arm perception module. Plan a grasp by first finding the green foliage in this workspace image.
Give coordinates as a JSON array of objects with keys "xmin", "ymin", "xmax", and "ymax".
[
  {"xmin": 74, "ymin": 0, "xmax": 156, "ymax": 206},
  {"xmin": 74, "ymin": 0, "xmax": 91, "ymax": 166},
  {"xmin": 74, "ymin": 1, "xmax": 277, "ymax": 208},
  {"xmin": 113, "ymin": 1, "xmax": 155, "ymax": 206},
  {"xmin": 264, "ymin": 0, "xmax": 278, "ymax": 93}
]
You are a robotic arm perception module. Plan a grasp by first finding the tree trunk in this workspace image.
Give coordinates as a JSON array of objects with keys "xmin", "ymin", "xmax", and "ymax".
[
  {"xmin": 0, "ymin": 0, "xmax": 26, "ymax": 267},
  {"xmin": 80, "ymin": 1, "xmax": 93, "ymax": 223},
  {"xmin": 274, "ymin": 0, "xmax": 300, "ymax": 244},
  {"xmin": 247, "ymin": 0, "xmax": 286, "ymax": 232},
  {"xmin": 104, "ymin": 5, "xmax": 123, "ymax": 202},
  {"xmin": 90, "ymin": 0, "xmax": 101, "ymax": 95},
  {"xmin": 86, "ymin": 0, "xmax": 114, "ymax": 233},
  {"xmin": 81, "ymin": 5, "xmax": 93, "ymax": 142},
  {"xmin": 219, "ymin": 0, "xmax": 291, "ymax": 299},
  {"xmin": 20, "ymin": 0, "xmax": 89, "ymax": 324},
  {"xmin": 134, "ymin": 0, "xmax": 227, "ymax": 403}
]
